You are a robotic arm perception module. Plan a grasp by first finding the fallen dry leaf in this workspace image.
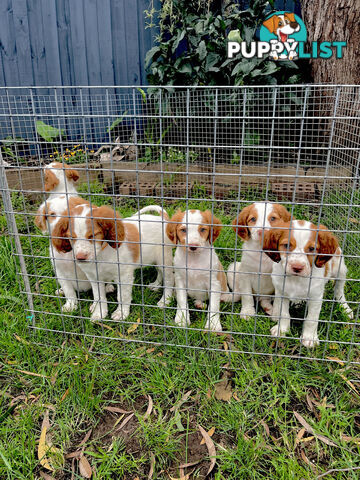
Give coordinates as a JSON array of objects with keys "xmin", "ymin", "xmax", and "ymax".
[
  {"xmin": 300, "ymin": 449, "xmax": 311, "ymax": 466},
  {"xmin": 300, "ymin": 436, "xmax": 315, "ymax": 444},
  {"xmin": 293, "ymin": 411, "xmax": 337, "ymax": 447},
  {"xmin": 39, "ymin": 472, "xmax": 56, "ymax": 480},
  {"xmin": 168, "ymin": 471, "xmax": 194, "ymax": 480},
  {"xmin": 206, "ymin": 389, "xmax": 211, "ymax": 400},
  {"xmin": 214, "ymin": 374, "xmax": 233, "ymax": 402},
  {"xmin": 104, "ymin": 406, "xmax": 132, "ymax": 414},
  {"xmin": 260, "ymin": 420, "xmax": 270, "ymax": 437},
  {"xmin": 200, "ymin": 427, "xmax": 215, "ymax": 445},
  {"xmin": 198, "ymin": 425, "xmax": 216, "ymax": 475},
  {"xmin": 232, "ymin": 392, "xmax": 241, "ymax": 402},
  {"xmin": 93, "ymin": 322, "xmax": 113, "ymax": 331},
  {"xmin": 79, "ymin": 455, "xmax": 92, "ymax": 478},
  {"xmin": 223, "ymin": 341, "xmax": 229, "ymax": 351},
  {"xmin": 77, "ymin": 429, "xmax": 92, "ymax": 448},
  {"xmin": 38, "ymin": 426, "xmax": 64, "ymax": 472},
  {"xmin": 170, "ymin": 391, "xmax": 192, "ymax": 412},
  {"xmin": 144, "ymin": 395, "xmax": 153, "ymax": 420},
  {"xmin": 349, "ymin": 217, "xmax": 360, "ymax": 224},
  {"xmin": 14, "ymin": 334, "xmax": 31, "ymax": 345},
  {"xmin": 148, "ymin": 452, "xmax": 155, "ymax": 479},
  {"xmin": 116, "ymin": 413, "xmax": 135, "ymax": 431},
  {"xmin": 326, "ymin": 356, "xmax": 345, "ymax": 366},
  {"xmin": 16, "ymin": 369, "xmax": 50, "ymax": 379},
  {"xmin": 306, "ymin": 393, "xmax": 314, "ymax": 412},
  {"xmin": 341, "ymin": 434, "xmax": 360, "ymax": 444},
  {"xmin": 60, "ymin": 389, "xmax": 69, "ymax": 402},
  {"xmin": 295, "ymin": 427, "xmax": 306, "ymax": 445},
  {"xmin": 146, "ymin": 347, "xmax": 155, "ymax": 354},
  {"xmin": 338, "ymin": 373, "xmax": 360, "ymax": 396},
  {"xmin": 65, "ymin": 451, "xmax": 82, "ymax": 460},
  {"xmin": 127, "ymin": 318, "xmax": 141, "ymax": 334},
  {"xmin": 178, "ymin": 460, "xmax": 201, "ymax": 469}
]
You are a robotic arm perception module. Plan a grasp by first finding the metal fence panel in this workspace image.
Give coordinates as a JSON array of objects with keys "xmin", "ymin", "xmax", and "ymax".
[{"xmin": 0, "ymin": 85, "xmax": 359, "ymax": 367}]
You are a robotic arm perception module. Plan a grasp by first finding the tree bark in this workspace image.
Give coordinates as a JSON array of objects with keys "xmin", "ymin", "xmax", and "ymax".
[{"xmin": 301, "ymin": 0, "xmax": 360, "ymax": 84}]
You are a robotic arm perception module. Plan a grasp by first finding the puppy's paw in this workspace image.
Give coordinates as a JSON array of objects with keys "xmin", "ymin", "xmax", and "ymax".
[
  {"xmin": 55, "ymin": 288, "xmax": 64, "ymax": 296},
  {"xmin": 105, "ymin": 283, "xmax": 115, "ymax": 294},
  {"xmin": 205, "ymin": 314, "xmax": 222, "ymax": 332},
  {"xmin": 157, "ymin": 294, "xmax": 172, "ymax": 308},
  {"xmin": 300, "ymin": 335, "xmax": 319, "ymax": 349},
  {"xmin": 342, "ymin": 304, "xmax": 354, "ymax": 319},
  {"xmin": 261, "ymin": 302, "xmax": 273, "ymax": 316},
  {"xmin": 62, "ymin": 299, "xmax": 77, "ymax": 313},
  {"xmin": 270, "ymin": 323, "xmax": 289, "ymax": 337},
  {"xmin": 174, "ymin": 310, "xmax": 190, "ymax": 327},
  {"xmin": 111, "ymin": 306, "xmax": 130, "ymax": 321},
  {"xmin": 240, "ymin": 306, "xmax": 256, "ymax": 320},
  {"xmin": 194, "ymin": 299, "xmax": 206, "ymax": 309},
  {"xmin": 90, "ymin": 309, "xmax": 107, "ymax": 322}
]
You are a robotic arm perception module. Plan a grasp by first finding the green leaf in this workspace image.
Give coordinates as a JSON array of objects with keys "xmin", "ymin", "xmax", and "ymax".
[
  {"xmin": 107, "ymin": 111, "xmax": 128, "ymax": 133},
  {"xmin": 205, "ymin": 52, "xmax": 220, "ymax": 70},
  {"xmin": 197, "ymin": 40, "xmax": 207, "ymax": 61},
  {"xmin": 145, "ymin": 46, "xmax": 161, "ymax": 67},
  {"xmin": 136, "ymin": 88, "xmax": 147, "ymax": 103},
  {"xmin": 232, "ymin": 60, "xmax": 256, "ymax": 76},
  {"xmin": 172, "ymin": 30, "xmax": 186, "ymax": 52},
  {"xmin": 178, "ymin": 62, "xmax": 192, "ymax": 74},
  {"xmin": 227, "ymin": 29, "xmax": 242, "ymax": 43},
  {"xmin": 36, "ymin": 121, "xmax": 64, "ymax": 142}
]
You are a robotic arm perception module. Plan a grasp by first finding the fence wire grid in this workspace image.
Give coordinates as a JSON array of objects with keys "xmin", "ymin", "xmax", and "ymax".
[{"xmin": 0, "ymin": 84, "xmax": 359, "ymax": 368}]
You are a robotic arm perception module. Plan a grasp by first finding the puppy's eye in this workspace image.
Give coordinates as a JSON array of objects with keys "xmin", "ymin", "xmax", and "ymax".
[
  {"xmin": 180, "ymin": 228, "xmax": 187, "ymax": 233},
  {"xmin": 282, "ymin": 243, "xmax": 289, "ymax": 249},
  {"xmin": 249, "ymin": 217, "xmax": 256, "ymax": 223},
  {"xmin": 278, "ymin": 21, "xmax": 283, "ymax": 26},
  {"xmin": 270, "ymin": 216, "xmax": 276, "ymax": 222},
  {"xmin": 307, "ymin": 246, "xmax": 315, "ymax": 252},
  {"xmin": 200, "ymin": 227, "xmax": 207, "ymax": 233}
]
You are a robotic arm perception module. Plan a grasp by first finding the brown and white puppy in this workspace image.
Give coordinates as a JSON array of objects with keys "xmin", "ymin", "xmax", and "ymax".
[
  {"xmin": 167, "ymin": 209, "xmax": 231, "ymax": 332},
  {"xmin": 263, "ymin": 220, "xmax": 353, "ymax": 348},
  {"xmin": 43, "ymin": 161, "xmax": 80, "ymax": 196},
  {"xmin": 227, "ymin": 202, "xmax": 291, "ymax": 319},
  {"xmin": 52, "ymin": 204, "xmax": 174, "ymax": 322}
]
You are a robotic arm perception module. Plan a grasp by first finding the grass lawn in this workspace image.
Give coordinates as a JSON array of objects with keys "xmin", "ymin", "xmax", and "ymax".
[{"xmin": 0, "ymin": 184, "xmax": 359, "ymax": 479}]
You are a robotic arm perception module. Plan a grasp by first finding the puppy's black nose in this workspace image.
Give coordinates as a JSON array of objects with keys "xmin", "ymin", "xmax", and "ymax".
[{"xmin": 189, "ymin": 246, "xmax": 197, "ymax": 251}]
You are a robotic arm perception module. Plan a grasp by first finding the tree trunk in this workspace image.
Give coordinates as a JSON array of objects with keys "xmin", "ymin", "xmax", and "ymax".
[{"xmin": 301, "ymin": 0, "xmax": 360, "ymax": 84}]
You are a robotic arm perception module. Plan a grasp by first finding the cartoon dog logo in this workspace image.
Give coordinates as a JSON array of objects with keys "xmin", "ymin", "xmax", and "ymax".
[{"xmin": 262, "ymin": 12, "xmax": 302, "ymax": 60}]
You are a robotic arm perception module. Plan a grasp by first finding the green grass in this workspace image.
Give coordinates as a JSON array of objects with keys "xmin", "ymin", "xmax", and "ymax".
[{"xmin": 0, "ymin": 187, "xmax": 359, "ymax": 479}]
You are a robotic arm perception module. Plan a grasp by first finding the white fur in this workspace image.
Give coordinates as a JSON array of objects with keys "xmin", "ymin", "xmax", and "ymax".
[
  {"xmin": 172, "ymin": 210, "xmax": 228, "ymax": 332},
  {"xmin": 268, "ymin": 220, "xmax": 353, "ymax": 348},
  {"xmin": 69, "ymin": 206, "xmax": 174, "ymax": 322},
  {"xmin": 44, "ymin": 162, "xmax": 78, "ymax": 196}
]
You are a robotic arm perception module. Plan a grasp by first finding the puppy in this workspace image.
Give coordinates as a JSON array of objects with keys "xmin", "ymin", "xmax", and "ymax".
[
  {"xmin": 227, "ymin": 202, "xmax": 291, "ymax": 319},
  {"xmin": 52, "ymin": 204, "xmax": 174, "ymax": 321},
  {"xmin": 167, "ymin": 210, "xmax": 230, "ymax": 332},
  {"xmin": 263, "ymin": 220, "xmax": 353, "ymax": 348},
  {"xmin": 263, "ymin": 13, "xmax": 300, "ymax": 43},
  {"xmin": 35, "ymin": 196, "xmax": 97, "ymax": 312},
  {"xmin": 43, "ymin": 161, "xmax": 80, "ymax": 196}
]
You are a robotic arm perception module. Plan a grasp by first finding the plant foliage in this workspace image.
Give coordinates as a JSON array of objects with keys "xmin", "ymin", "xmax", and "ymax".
[{"xmin": 145, "ymin": 0, "xmax": 301, "ymax": 86}]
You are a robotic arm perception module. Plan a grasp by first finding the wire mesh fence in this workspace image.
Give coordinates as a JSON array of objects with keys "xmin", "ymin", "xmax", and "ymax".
[{"xmin": 0, "ymin": 84, "xmax": 359, "ymax": 366}]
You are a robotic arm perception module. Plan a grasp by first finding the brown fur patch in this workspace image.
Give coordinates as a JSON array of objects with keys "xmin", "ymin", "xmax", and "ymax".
[
  {"xmin": 166, "ymin": 211, "xmax": 185, "ymax": 244},
  {"xmin": 200, "ymin": 210, "xmax": 222, "ymax": 244},
  {"xmin": 270, "ymin": 203, "xmax": 291, "ymax": 223},
  {"xmin": 217, "ymin": 263, "xmax": 228, "ymax": 292},
  {"xmin": 232, "ymin": 205, "xmax": 255, "ymax": 240},
  {"xmin": 44, "ymin": 169, "xmax": 59, "ymax": 192},
  {"xmin": 91, "ymin": 205, "xmax": 125, "ymax": 249},
  {"xmin": 314, "ymin": 224, "xmax": 339, "ymax": 268},
  {"xmin": 124, "ymin": 223, "xmax": 140, "ymax": 262},
  {"xmin": 35, "ymin": 205, "xmax": 47, "ymax": 232},
  {"xmin": 51, "ymin": 216, "xmax": 72, "ymax": 253},
  {"xmin": 263, "ymin": 221, "xmax": 294, "ymax": 263}
]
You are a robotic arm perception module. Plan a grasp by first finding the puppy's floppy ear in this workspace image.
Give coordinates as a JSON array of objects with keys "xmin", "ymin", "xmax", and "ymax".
[
  {"xmin": 52, "ymin": 216, "xmax": 72, "ymax": 253},
  {"xmin": 315, "ymin": 226, "xmax": 339, "ymax": 268},
  {"xmin": 44, "ymin": 169, "xmax": 59, "ymax": 192},
  {"xmin": 274, "ymin": 204, "xmax": 292, "ymax": 222},
  {"xmin": 65, "ymin": 166, "xmax": 80, "ymax": 183},
  {"xmin": 166, "ymin": 210, "xmax": 184, "ymax": 244},
  {"xmin": 263, "ymin": 228, "xmax": 284, "ymax": 263},
  {"xmin": 92, "ymin": 205, "xmax": 124, "ymax": 249},
  {"xmin": 232, "ymin": 205, "xmax": 252, "ymax": 240},
  {"xmin": 203, "ymin": 210, "xmax": 222, "ymax": 244},
  {"xmin": 35, "ymin": 205, "xmax": 47, "ymax": 233},
  {"xmin": 263, "ymin": 15, "xmax": 276, "ymax": 33}
]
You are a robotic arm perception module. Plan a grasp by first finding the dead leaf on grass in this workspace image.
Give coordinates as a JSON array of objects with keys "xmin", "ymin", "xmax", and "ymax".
[
  {"xmin": 39, "ymin": 472, "xmax": 56, "ymax": 480},
  {"xmin": 200, "ymin": 426, "xmax": 215, "ymax": 444},
  {"xmin": 232, "ymin": 392, "xmax": 241, "ymax": 401},
  {"xmin": 65, "ymin": 451, "xmax": 82, "ymax": 460},
  {"xmin": 93, "ymin": 322, "xmax": 113, "ymax": 331},
  {"xmin": 300, "ymin": 449, "xmax": 311, "ymax": 466},
  {"xmin": 127, "ymin": 318, "xmax": 141, "ymax": 334},
  {"xmin": 60, "ymin": 388, "xmax": 69, "ymax": 402},
  {"xmin": 293, "ymin": 411, "xmax": 337, "ymax": 447},
  {"xmin": 295, "ymin": 427, "xmax": 306, "ymax": 446},
  {"xmin": 38, "ymin": 425, "xmax": 64, "ymax": 472},
  {"xmin": 79, "ymin": 455, "xmax": 92, "ymax": 478},
  {"xmin": 260, "ymin": 420, "xmax": 270, "ymax": 437},
  {"xmin": 144, "ymin": 395, "xmax": 153, "ymax": 420},
  {"xmin": 341, "ymin": 434, "xmax": 360, "ymax": 444},
  {"xmin": 306, "ymin": 393, "xmax": 314, "ymax": 412},
  {"xmin": 214, "ymin": 374, "xmax": 233, "ymax": 402},
  {"xmin": 206, "ymin": 389, "xmax": 211, "ymax": 400},
  {"xmin": 148, "ymin": 452, "xmax": 155, "ymax": 479},
  {"xmin": 349, "ymin": 217, "xmax": 360, "ymax": 224},
  {"xmin": 14, "ymin": 334, "xmax": 31, "ymax": 345},
  {"xmin": 198, "ymin": 425, "xmax": 216, "ymax": 475},
  {"xmin": 338, "ymin": 373, "xmax": 360, "ymax": 396},
  {"xmin": 168, "ymin": 471, "xmax": 194, "ymax": 480},
  {"xmin": 170, "ymin": 391, "xmax": 192, "ymax": 412},
  {"xmin": 104, "ymin": 406, "xmax": 132, "ymax": 414},
  {"xmin": 116, "ymin": 413, "xmax": 135, "ymax": 431},
  {"xmin": 77, "ymin": 429, "xmax": 92, "ymax": 448},
  {"xmin": 16, "ymin": 369, "xmax": 50, "ymax": 379}
]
